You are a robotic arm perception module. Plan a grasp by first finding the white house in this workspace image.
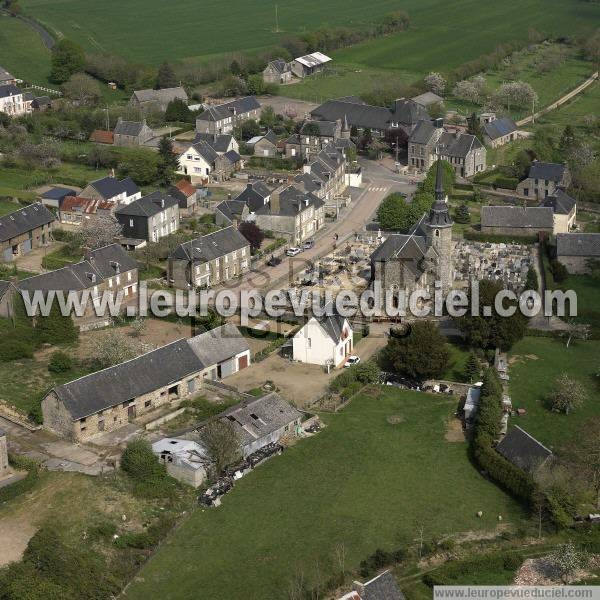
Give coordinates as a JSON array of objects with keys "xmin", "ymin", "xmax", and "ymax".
[
  {"xmin": 177, "ymin": 141, "xmax": 217, "ymax": 183},
  {"xmin": 152, "ymin": 438, "xmax": 209, "ymax": 488},
  {"xmin": 292, "ymin": 311, "xmax": 353, "ymax": 368},
  {"xmin": 0, "ymin": 84, "xmax": 32, "ymax": 117}
]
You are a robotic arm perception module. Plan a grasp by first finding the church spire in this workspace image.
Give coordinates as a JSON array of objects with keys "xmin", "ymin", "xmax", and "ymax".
[
  {"xmin": 427, "ymin": 157, "xmax": 453, "ymax": 227},
  {"xmin": 435, "ymin": 156, "xmax": 445, "ymax": 203}
]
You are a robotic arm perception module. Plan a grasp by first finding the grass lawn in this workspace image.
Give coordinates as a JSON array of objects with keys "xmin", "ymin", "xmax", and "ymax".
[
  {"xmin": 40, "ymin": 245, "xmax": 82, "ymax": 270},
  {"xmin": 125, "ymin": 388, "xmax": 526, "ymax": 600},
  {"xmin": 559, "ymin": 274, "xmax": 600, "ymax": 333},
  {"xmin": 0, "ymin": 199, "xmax": 26, "ymax": 216},
  {"xmin": 508, "ymin": 337, "xmax": 600, "ymax": 450},
  {"xmin": 441, "ymin": 342, "xmax": 471, "ymax": 382},
  {"xmin": 0, "ymin": 14, "xmax": 52, "ymax": 87}
]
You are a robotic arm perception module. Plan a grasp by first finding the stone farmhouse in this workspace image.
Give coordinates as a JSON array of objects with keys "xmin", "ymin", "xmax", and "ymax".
[
  {"xmin": 195, "ymin": 96, "xmax": 261, "ymax": 135},
  {"xmin": 217, "ymin": 392, "xmax": 302, "ymax": 457},
  {"xmin": 0, "ymin": 203, "xmax": 55, "ymax": 263},
  {"xmin": 130, "ymin": 87, "xmax": 188, "ymax": 111},
  {"xmin": 215, "ymin": 181, "xmax": 270, "ymax": 227},
  {"xmin": 285, "ymin": 117, "xmax": 352, "ymax": 160},
  {"xmin": 0, "ymin": 84, "xmax": 32, "ymax": 117},
  {"xmin": 480, "ymin": 206, "xmax": 555, "ymax": 237},
  {"xmin": 113, "ymin": 118, "xmax": 154, "ymax": 147},
  {"xmin": 516, "ymin": 161, "xmax": 571, "ymax": 200},
  {"xmin": 294, "ymin": 146, "xmax": 348, "ymax": 202},
  {"xmin": 370, "ymin": 159, "xmax": 455, "ymax": 296},
  {"xmin": 408, "ymin": 119, "xmax": 486, "ymax": 177},
  {"xmin": 481, "ymin": 115, "xmax": 519, "ymax": 147},
  {"xmin": 556, "ymin": 233, "xmax": 600, "ymax": 274},
  {"xmin": 115, "ymin": 191, "xmax": 180, "ymax": 242},
  {"xmin": 311, "ymin": 96, "xmax": 428, "ymax": 140},
  {"xmin": 247, "ymin": 130, "xmax": 279, "ymax": 157},
  {"xmin": 262, "ymin": 58, "xmax": 293, "ymax": 84},
  {"xmin": 292, "ymin": 310, "xmax": 354, "ymax": 368},
  {"xmin": 41, "ymin": 324, "xmax": 250, "ymax": 442},
  {"xmin": 17, "ymin": 243, "xmax": 138, "ymax": 330},
  {"xmin": 168, "ymin": 179, "xmax": 199, "ymax": 216},
  {"xmin": 59, "ymin": 196, "xmax": 116, "ymax": 226},
  {"xmin": 80, "ymin": 175, "xmax": 141, "ymax": 206},
  {"xmin": 168, "ymin": 226, "xmax": 250, "ymax": 289},
  {"xmin": 291, "ymin": 52, "xmax": 331, "ymax": 78}
]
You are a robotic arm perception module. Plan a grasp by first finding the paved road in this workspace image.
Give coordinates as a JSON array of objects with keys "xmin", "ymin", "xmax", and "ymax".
[{"xmin": 226, "ymin": 162, "xmax": 417, "ymax": 294}]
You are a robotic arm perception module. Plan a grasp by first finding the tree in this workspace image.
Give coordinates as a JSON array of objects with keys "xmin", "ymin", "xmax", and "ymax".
[
  {"xmin": 118, "ymin": 150, "xmax": 161, "ymax": 185},
  {"xmin": 423, "ymin": 72, "xmax": 446, "ymax": 96},
  {"xmin": 454, "ymin": 203, "xmax": 470, "ymax": 224},
  {"xmin": 157, "ymin": 137, "xmax": 178, "ymax": 185},
  {"xmin": 156, "ymin": 61, "xmax": 177, "ymax": 89},
  {"xmin": 454, "ymin": 279, "xmax": 528, "ymax": 351},
  {"xmin": 494, "ymin": 81, "xmax": 538, "ymax": 111},
  {"xmin": 50, "ymin": 39, "xmax": 85, "ymax": 84},
  {"xmin": 165, "ymin": 98, "xmax": 193, "ymax": 123},
  {"xmin": 466, "ymin": 112, "xmax": 483, "ymax": 140},
  {"xmin": 90, "ymin": 329, "xmax": 140, "ymax": 369},
  {"xmin": 230, "ymin": 60, "xmax": 242, "ymax": 76},
  {"xmin": 464, "ymin": 352, "xmax": 480, "ymax": 382},
  {"xmin": 122, "ymin": 438, "xmax": 168, "ymax": 483},
  {"xmin": 198, "ymin": 419, "xmax": 241, "ymax": 476},
  {"xmin": 61, "ymin": 73, "xmax": 101, "ymax": 106},
  {"xmin": 35, "ymin": 299, "xmax": 79, "ymax": 346},
  {"xmin": 77, "ymin": 214, "xmax": 122, "ymax": 250},
  {"xmin": 238, "ymin": 221, "xmax": 265, "ymax": 251},
  {"xmin": 130, "ymin": 317, "xmax": 147, "ymax": 338},
  {"xmin": 48, "ymin": 351, "xmax": 72, "ymax": 373},
  {"xmin": 547, "ymin": 373, "xmax": 586, "ymax": 415},
  {"xmin": 452, "ymin": 77, "xmax": 486, "ymax": 104},
  {"xmin": 559, "ymin": 125, "xmax": 576, "ymax": 155},
  {"xmin": 382, "ymin": 322, "xmax": 450, "ymax": 381},
  {"xmin": 549, "ymin": 542, "xmax": 584, "ymax": 583},
  {"xmin": 377, "ymin": 193, "xmax": 411, "ymax": 231},
  {"xmin": 259, "ymin": 106, "xmax": 277, "ymax": 129}
]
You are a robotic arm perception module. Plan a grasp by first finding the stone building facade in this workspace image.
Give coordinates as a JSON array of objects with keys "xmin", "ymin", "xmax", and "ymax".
[{"xmin": 0, "ymin": 203, "xmax": 55, "ymax": 263}]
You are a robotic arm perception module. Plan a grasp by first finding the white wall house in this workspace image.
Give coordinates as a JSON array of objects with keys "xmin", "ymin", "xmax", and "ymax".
[
  {"xmin": 0, "ymin": 85, "xmax": 32, "ymax": 117},
  {"xmin": 177, "ymin": 142, "xmax": 215, "ymax": 183},
  {"xmin": 292, "ymin": 313, "xmax": 353, "ymax": 368}
]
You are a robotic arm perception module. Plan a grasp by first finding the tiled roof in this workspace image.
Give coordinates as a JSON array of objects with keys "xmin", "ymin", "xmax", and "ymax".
[
  {"xmin": 556, "ymin": 233, "xmax": 600, "ymax": 257},
  {"xmin": 0, "ymin": 203, "xmax": 55, "ymax": 243},
  {"xmin": 233, "ymin": 182, "xmax": 271, "ymax": 212},
  {"xmin": 496, "ymin": 426, "xmax": 552, "ymax": 473},
  {"xmin": 60, "ymin": 196, "xmax": 115, "ymax": 214},
  {"xmin": 89, "ymin": 130, "xmax": 114, "ymax": 144},
  {"xmin": 86, "ymin": 243, "xmax": 138, "ymax": 278},
  {"xmin": 173, "ymin": 179, "xmax": 196, "ymax": 197}
]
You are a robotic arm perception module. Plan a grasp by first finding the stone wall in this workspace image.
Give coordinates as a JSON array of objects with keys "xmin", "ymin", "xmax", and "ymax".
[{"xmin": 557, "ymin": 255, "xmax": 592, "ymax": 274}]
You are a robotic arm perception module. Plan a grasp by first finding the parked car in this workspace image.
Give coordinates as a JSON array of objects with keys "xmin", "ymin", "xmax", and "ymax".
[
  {"xmin": 302, "ymin": 239, "xmax": 315, "ymax": 250},
  {"xmin": 286, "ymin": 247, "xmax": 302, "ymax": 257},
  {"xmin": 344, "ymin": 355, "xmax": 361, "ymax": 368},
  {"xmin": 267, "ymin": 254, "xmax": 282, "ymax": 267}
]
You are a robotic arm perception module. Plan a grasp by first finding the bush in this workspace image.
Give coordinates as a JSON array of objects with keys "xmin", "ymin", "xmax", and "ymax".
[
  {"xmin": 48, "ymin": 351, "xmax": 72, "ymax": 373},
  {"xmin": 0, "ymin": 339, "xmax": 34, "ymax": 362},
  {"xmin": 359, "ymin": 547, "xmax": 405, "ymax": 578},
  {"xmin": 0, "ymin": 454, "xmax": 39, "ymax": 504}
]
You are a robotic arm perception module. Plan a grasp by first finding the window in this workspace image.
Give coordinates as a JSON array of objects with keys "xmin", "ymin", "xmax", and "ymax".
[
  {"xmin": 144, "ymin": 400, "xmax": 151, "ymax": 408},
  {"xmin": 307, "ymin": 338, "xmax": 311, "ymax": 348},
  {"xmin": 127, "ymin": 272, "xmax": 132, "ymax": 281},
  {"xmin": 108, "ymin": 278, "xmax": 113, "ymax": 288},
  {"xmin": 129, "ymin": 219, "xmax": 134, "ymax": 227}
]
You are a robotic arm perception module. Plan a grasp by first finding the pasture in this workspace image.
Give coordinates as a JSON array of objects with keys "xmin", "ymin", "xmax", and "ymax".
[{"xmin": 125, "ymin": 388, "xmax": 525, "ymax": 600}]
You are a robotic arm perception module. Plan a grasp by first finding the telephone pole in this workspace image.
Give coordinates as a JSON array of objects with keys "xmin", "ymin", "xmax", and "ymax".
[{"xmin": 274, "ymin": 4, "xmax": 280, "ymax": 33}]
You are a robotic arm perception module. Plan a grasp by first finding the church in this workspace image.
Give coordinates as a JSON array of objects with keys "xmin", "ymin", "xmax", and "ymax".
[{"xmin": 370, "ymin": 158, "xmax": 454, "ymax": 298}]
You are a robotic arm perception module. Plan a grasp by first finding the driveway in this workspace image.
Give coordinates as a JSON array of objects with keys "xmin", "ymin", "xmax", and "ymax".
[{"xmin": 14, "ymin": 241, "xmax": 64, "ymax": 274}]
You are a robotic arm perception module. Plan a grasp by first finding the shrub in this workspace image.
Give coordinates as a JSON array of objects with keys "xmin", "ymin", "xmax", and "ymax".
[
  {"xmin": 0, "ymin": 339, "xmax": 34, "ymax": 362},
  {"xmin": 0, "ymin": 454, "xmax": 39, "ymax": 504},
  {"xmin": 48, "ymin": 351, "xmax": 72, "ymax": 373}
]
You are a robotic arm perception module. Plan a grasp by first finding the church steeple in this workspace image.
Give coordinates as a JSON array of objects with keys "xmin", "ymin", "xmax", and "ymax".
[{"xmin": 427, "ymin": 158, "xmax": 453, "ymax": 228}]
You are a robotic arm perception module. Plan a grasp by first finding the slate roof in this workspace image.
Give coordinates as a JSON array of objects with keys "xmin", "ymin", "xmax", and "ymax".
[
  {"xmin": 52, "ymin": 339, "xmax": 204, "ymax": 420},
  {"xmin": 481, "ymin": 206, "xmax": 554, "ymax": 229},
  {"xmin": 219, "ymin": 392, "xmax": 302, "ymax": 448},
  {"xmin": 114, "ymin": 119, "xmax": 146, "ymax": 137},
  {"xmin": 312, "ymin": 100, "xmax": 393, "ymax": 131},
  {"xmin": 391, "ymin": 99, "xmax": 429, "ymax": 126},
  {"xmin": 132, "ymin": 87, "xmax": 188, "ymax": 105},
  {"xmin": 361, "ymin": 570, "xmax": 405, "ymax": 600},
  {"xmin": 0, "ymin": 84, "xmax": 21, "ymax": 99},
  {"xmin": 233, "ymin": 182, "xmax": 271, "ymax": 212},
  {"xmin": 556, "ymin": 233, "xmax": 600, "ymax": 257},
  {"xmin": 496, "ymin": 426, "xmax": 552, "ymax": 473},
  {"xmin": 186, "ymin": 323, "xmax": 249, "ymax": 367},
  {"xmin": 300, "ymin": 120, "xmax": 337, "ymax": 137},
  {"xmin": 223, "ymin": 149, "xmax": 241, "ymax": 164},
  {"xmin": 439, "ymin": 132, "xmax": 482, "ymax": 158},
  {"xmin": 483, "ymin": 117, "xmax": 517, "ymax": 141},
  {"xmin": 41, "ymin": 187, "xmax": 77, "ymax": 202},
  {"xmin": 86, "ymin": 243, "xmax": 138, "ymax": 278},
  {"xmin": 215, "ymin": 200, "xmax": 247, "ymax": 223},
  {"xmin": 193, "ymin": 132, "xmax": 234, "ymax": 153},
  {"xmin": 255, "ymin": 186, "xmax": 324, "ymax": 217},
  {"xmin": 0, "ymin": 66, "xmax": 15, "ymax": 83},
  {"xmin": 540, "ymin": 189, "xmax": 576, "ymax": 215},
  {"xmin": 170, "ymin": 226, "xmax": 249, "ymax": 263},
  {"xmin": 0, "ymin": 280, "xmax": 15, "ymax": 302},
  {"xmin": 87, "ymin": 176, "xmax": 140, "ymax": 201},
  {"xmin": 528, "ymin": 161, "xmax": 566, "ymax": 182},
  {"xmin": 0, "ymin": 203, "xmax": 55, "ymax": 243},
  {"xmin": 89, "ymin": 130, "xmax": 114, "ymax": 144},
  {"xmin": 32, "ymin": 96, "xmax": 51, "ymax": 108},
  {"xmin": 409, "ymin": 119, "xmax": 436, "ymax": 145},
  {"xmin": 266, "ymin": 58, "xmax": 290, "ymax": 74},
  {"xmin": 371, "ymin": 233, "xmax": 427, "ymax": 262},
  {"xmin": 187, "ymin": 140, "xmax": 219, "ymax": 164},
  {"xmin": 115, "ymin": 191, "xmax": 178, "ymax": 218},
  {"xmin": 316, "ymin": 309, "xmax": 350, "ymax": 343},
  {"xmin": 196, "ymin": 96, "xmax": 261, "ymax": 122},
  {"xmin": 412, "ymin": 91, "xmax": 443, "ymax": 107}
]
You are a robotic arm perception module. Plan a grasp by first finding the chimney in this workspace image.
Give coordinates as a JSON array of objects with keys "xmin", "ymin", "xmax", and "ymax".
[
  {"xmin": 434, "ymin": 117, "xmax": 444, "ymax": 129},
  {"xmin": 270, "ymin": 189, "xmax": 280, "ymax": 214}
]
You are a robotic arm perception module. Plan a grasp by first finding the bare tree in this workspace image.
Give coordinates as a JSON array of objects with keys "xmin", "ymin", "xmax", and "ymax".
[
  {"xmin": 561, "ymin": 320, "xmax": 589, "ymax": 348},
  {"xmin": 77, "ymin": 215, "xmax": 123, "ymax": 250},
  {"xmin": 424, "ymin": 72, "xmax": 446, "ymax": 96},
  {"xmin": 91, "ymin": 329, "xmax": 141, "ymax": 369},
  {"xmin": 199, "ymin": 419, "xmax": 241, "ymax": 476},
  {"xmin": 547, "ymin": 373, "xmax": 587, "ymax": 414},
  {"xmin": 62, "ymin": 73, "xmax": 102, "ymax": 106}
]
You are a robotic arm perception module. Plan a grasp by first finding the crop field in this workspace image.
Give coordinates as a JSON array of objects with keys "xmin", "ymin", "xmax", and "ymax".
[
  {"xmin": 125, "ymin": 388, "xmax": 525, "ymax": 600},
  {"xmin": 0, "ymin": 14, "xmax": 52, "ymax": 86}
]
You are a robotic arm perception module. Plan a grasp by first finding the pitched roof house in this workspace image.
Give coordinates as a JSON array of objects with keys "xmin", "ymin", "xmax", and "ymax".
[
  {"xmin": 292, "ymin": 309, "xmax": 353, "ymax": 368},
  {"xmin": 263, "ymin": 58, "xmax": 293, "ymax": 84},
  {"xmin": 168, "ymin": 226, "xmax": 250, "ymax": 289},
  {"xmin": 0, "ymin": 203, "xmax": 55, "ymax": 263},
  {"xmin": 556, "ymin": 233, "xmax": 600, "ymax": 274},
  {"xmin": 482, "ymin": 117, "xmax": 519, "ymax": 147},
  {"xmin": 195, "ymin": 96, "xmax": 261, "ymax": 135},
  {"xmin": 131, "ymin": 87, "xmax": 188, "ymax": 110},
  {"xmin": 339, "ymin": 570, "xmax": 405, "ymax": 600},
  {"xmin": 80, "ymin": 176, "xmax": 141, "ymax": 205},
  {"xmin": 89, "ymin": 129, "xmax": 114, "ymax": 145},
  {"xmin": 291, "ymin": 52, "xmax": 331, "ymax": 78},
  {"xmin": 217, "ymin": 392, "xmax": 302, "ymax": 457},
  {"xmin": 540, "ymin": 188, "xmax": 577, "ymax": 233},
  {"xmin": 247, "ymin": 129, "xmax": 279, "ymax": 157},
  {"xmin": 516, "ymin": 161, "xmax": 571, "ymax": 200},
  {"xmin": 113, "ymin": 118, "xmax": 154, "ymax": 147},
  {"xmin": 115, "ymin": 191, "xmax": 180, "ymax": 242},
  {"xmin": 480, "ymin": 206, "xmax": 555, "ymax": 236},
  {"xmin": 496, "ymin": 426, "xmax": 552, "ymax": 473},
  {"xmin": 168, "ymin": 179, "xmax": 198, "ymax": 215},
  {"xmin": 193, "ymin": 132, "xmax": 238, "ymax": 154},
  {"xmin": 42, "ymin": 324, "xmax": 250, "ymax": 440},
  {"xmin": 0, "ymin": 84, "xmax": 32, "ymax": 117}
]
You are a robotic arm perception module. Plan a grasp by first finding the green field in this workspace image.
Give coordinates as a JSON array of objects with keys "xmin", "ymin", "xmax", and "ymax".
[
  {"xmin": 126, "ymin": 388, "xmax": 525, "ymax": 600},
  {"xmin": 508, "ymin": 337, "xmax": 600, "ymax": 450},
  {"xmin": 0, "ymin": 14, "xmax": 52, "ymax": 86}
]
